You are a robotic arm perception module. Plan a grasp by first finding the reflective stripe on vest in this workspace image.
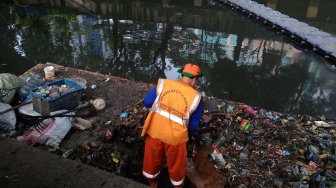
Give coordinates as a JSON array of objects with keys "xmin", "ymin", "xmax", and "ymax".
[
  {"xmin": 150, "ymin": 79, "xmax": 201, "ymax": 126},
  {"xmin": 186, "ymin": 92, "xmax": 201, "ymax": 119},
  {"xmin": 150, "ymin": 79, "xmax": 165, "ymax": 114},
  {"xmin": 156, "ymin": 108, "xmax": 188, "ymax": 125}
]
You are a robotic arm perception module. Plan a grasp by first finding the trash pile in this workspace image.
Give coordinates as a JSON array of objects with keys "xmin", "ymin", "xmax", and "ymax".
[
  {"xmin": 0, "ymin": 73, "xmax": 26, "ymax": 131},
  {"xmin": 33, "ymin": 85, "xmax": 76, "ymax": 99},
  {"xmin": 1, "ymin": 65, "xmax": 335, "ymax": 187},
  {"xmin": 0, "ymin": 69, "xmax": 89, "ymax": 147},
  {"xmin": 66, "ymin": 105, "xmax": 148, "ymax": 182},
  {"xmin": 63, "ymin": 97, "xmax": 336, "ymax": 187},
  {"xmin": 191, "ymin": 100, "xmax": 336, "ymax": 187}
]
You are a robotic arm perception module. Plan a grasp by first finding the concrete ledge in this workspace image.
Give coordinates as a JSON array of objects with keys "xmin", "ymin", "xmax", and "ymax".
[{"xmin": 0, "ymin": 138, "xmax": 148, "ymax": 188}]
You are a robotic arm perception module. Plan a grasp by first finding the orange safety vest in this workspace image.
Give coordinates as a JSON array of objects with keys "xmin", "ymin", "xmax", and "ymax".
[{"xmin": 141, "ymin": 79, "xmax": 201, "ymax": 145}]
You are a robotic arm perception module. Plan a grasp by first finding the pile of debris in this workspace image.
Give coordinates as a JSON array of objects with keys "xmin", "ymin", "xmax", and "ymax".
[
  {"xmin": 1, "ymin": 64, "xmax": 335, "ymax": 187},
  {"xmin": 190, "ymin": 100, "xmax": 336, "ymax": 187},
  {"xmin": 63, "ymin": 97, "xmax": 336, "ymax": 187}
]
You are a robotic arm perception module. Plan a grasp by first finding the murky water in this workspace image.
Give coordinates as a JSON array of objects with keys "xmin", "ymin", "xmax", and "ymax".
[{"xmin": 0, "ymin": 0, "xmax": 335, "ymax": 118}]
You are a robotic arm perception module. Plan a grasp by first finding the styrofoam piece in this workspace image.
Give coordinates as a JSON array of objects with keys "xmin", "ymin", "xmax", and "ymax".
[{"xmin": 225, "ymin": 0, "xmax": 336, "ymax": 58}]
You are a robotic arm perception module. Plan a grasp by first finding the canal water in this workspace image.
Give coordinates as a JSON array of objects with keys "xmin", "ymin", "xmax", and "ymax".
[{"xmin": 0, "ymin": 0, "xmax": 335, "ymax": 118}]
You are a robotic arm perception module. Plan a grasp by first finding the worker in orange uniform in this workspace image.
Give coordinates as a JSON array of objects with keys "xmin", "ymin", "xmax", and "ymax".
[{"xmin": 141, "ymin": 63, "xmax": 204, "ymax": 188}]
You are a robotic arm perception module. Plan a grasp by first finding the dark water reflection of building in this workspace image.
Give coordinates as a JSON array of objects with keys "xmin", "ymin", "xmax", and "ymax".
[{"xmin": 0, "ymin": 0, "xmax": 335, "ymax": 118}]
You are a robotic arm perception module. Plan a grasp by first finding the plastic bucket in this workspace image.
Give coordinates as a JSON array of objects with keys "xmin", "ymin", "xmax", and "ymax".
[{"xmin": 44, "ymin": 66, "xmax": 55, "ymax": 80}]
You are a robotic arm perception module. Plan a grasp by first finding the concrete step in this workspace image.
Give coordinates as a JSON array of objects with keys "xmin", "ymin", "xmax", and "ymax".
[{"xmin": 0, "ymin": 138, "xmax": 148, "ymax": 188}]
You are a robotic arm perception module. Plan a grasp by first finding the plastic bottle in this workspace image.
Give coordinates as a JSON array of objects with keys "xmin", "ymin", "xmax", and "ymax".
[
  {"xmin": 326, "ymin": 170, "xmax": 336, "ymax": 181},
  {"xmin": 273, "ymin": 179, "xmax": 283, "ymax": 187},
  {"xmin": 19, "ymin": 75, "xmax": 45, "ymax": 100},
  {"xmin": 244, "ymin": 106, "xmax": 258, "ymax": 117},
  {"xmin": 226, "ymin": 105, "xmax": 234, "ymax": 113},
  {"xmin": 239, "ymin": 152, "xmax": 248, "ymax": 161},
  {"xmin": 240, "ymin": 119, "xmax": 251, "ymax": 132},
  {"xmin": 62, "ymin": 149, "xmax": 73, "ymax": 158},
  {"xmin": 213, "ymin": 134, "xmax": 226, "ymax": 147},
  {"xmin": 210, "ymin": 146, "xmax": 227, "ymax": 169},
  {"xmin": 291, "ymin": 165, "xmax": 300, "ymax": 175},
  {"xmin": 240, "ymin": 169, "xmax": 250, "ymax": 177},
  {"xmin": 273, "ymin": 115, "xmax": 280, "ymax": 122},
  {"xmin": 299, "ymin": 179, "xmax": 309, "ymax": 188},
  {"xmin": 265, "ymin": 112, "xmax": 272, "ymax": 119}
]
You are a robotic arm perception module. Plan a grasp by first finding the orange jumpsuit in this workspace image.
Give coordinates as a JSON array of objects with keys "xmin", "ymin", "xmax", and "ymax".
[{"xmin": 141, "ymin": 79, "xmax": 202, "ymax": 188}]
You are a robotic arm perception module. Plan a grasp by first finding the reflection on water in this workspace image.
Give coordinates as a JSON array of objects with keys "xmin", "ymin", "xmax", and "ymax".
[{"xmin": 0, "ymin": 0, "xmax": 335, "ymax": 118}]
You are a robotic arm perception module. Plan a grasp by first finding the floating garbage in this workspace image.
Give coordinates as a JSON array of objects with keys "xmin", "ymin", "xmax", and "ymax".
[
  {"xmin": 60, "ymin": 97, "xmax": 335, "ymax": 187},
  {"xmin": 210, "ymin": 146, "xmax": 227, "ymax": 169},
  {"xmin": 314, "ymin": 121, "xmax": 334, "ymax": 128},
  {"xmin": 240, "ymin": 119, "xmax": 251, "ymax": 132},
  {"xmin": 190, "ymin": 99, "xmax": 336, "ymax": 187}
]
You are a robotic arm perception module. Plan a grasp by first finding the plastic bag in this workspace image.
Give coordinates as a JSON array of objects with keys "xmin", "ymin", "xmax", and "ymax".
[
  {"xmin": 0, "ymin": 102, "xmax": 16, "ymax": 130},
  {"xmin": 0, "ymin": 73, "xmax": 24, "ymax": 103},
  {"xmin": 22, "ymin": 111, "xmax": 73, "ymax": 147},
  {"xmin": 18, "ymin": 75, "xmax": 45, "ymax": 101},
  {"xmin": 42, "ymin": 114, "xmax": 73, "ymax": 147}
]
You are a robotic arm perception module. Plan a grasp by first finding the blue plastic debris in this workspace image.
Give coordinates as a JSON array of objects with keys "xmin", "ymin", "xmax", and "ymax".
[{"xmin": 119, "ymin": 112, "xmax": 129, "ymax": 119}]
